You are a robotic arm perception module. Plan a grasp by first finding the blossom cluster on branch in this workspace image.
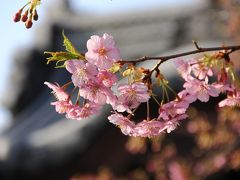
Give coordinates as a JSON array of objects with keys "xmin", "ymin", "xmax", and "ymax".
[{"xmin": 45, "ymin": 33, "xmax": 240, "ymax": 137}]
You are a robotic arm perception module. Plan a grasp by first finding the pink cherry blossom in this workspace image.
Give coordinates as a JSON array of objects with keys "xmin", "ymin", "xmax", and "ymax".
[
  {"xmin": 218, "ymin": 89, "xmax": 240, "ymax": 107},
  {"xmin": 191, "ymin": 62, "xmax": 213, "ymax": 80},
  {"xmin": 65, "ymin": 60, "xmax": 98, "ymax": 87},
  {"xmin": 212, "ymin": 82, "xmax": 233, "ymax": 92},
  {"xmin": 164, "ymin": 120, "xmax": 180, "ymax": 133},
  {"xmin": 113, "ymin": 82, "xmax": 150, "ymax": 112},
  {"xmin": 97, "ymin": 70, "xmax": 118, "ymax": 87},
  {"xmin": 158, "ymin": 100, "xmax": 188, "ymax": 121},
  {"xmin": 108, "ymin": 113, "xmax": 135, "ymax": 135},
  {"xmin": 175, "ymin": 59, "xmax": 191, "ymax": 80},
  {"xmin": 51, "ymin": 101, "xmax": 72, "ymax": 114},
  {"xmin": 79, "ymin": 81, "xmax": 116, "ymax": 105},
  {"xmin": 66, "ymin": 102, "xmax": 102, "ymax": 120},
  {"xmin": 183, "ymin": 78, "xmax": 220, "ymax": 102},
  {"xmin": 175, "ymin": 58, "xmax": 213, "ymax": 81},
  {"xmin": 133, "ymin": 120, "xmax": 165, "ymax": 137},
  {"xmin": 66, "ymin": 105, "xmax": 82, "ymax": 119},
  {"xmin": 85, "ymin": 33, "xmax": 120, "ymax": 70},
  {"xmin": 157, "ymin": 90, "xmax": 194, "ymax": 123},
  {"xmin": 44, "ymin": 82, "xmax": 69, "ymax": 101},
  {"xmin": 113, "ymin": 100, "xmax": 140, "ymax": 114},
  {"xmin": 177, "ymin": 90, "xmax": 197, "ymax": 104}
]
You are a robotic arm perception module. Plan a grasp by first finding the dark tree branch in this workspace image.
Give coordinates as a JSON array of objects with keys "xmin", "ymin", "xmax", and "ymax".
[{"xmin": 120, "ymin": 44, "xmax": 240, "ymax": 64}]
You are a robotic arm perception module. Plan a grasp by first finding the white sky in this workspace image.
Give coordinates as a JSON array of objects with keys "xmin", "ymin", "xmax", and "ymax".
[
  {"xmin": 70, "ymin": 0, "xmax": 197, "ymax": 15},
  {"xmin": 0, "ymin": 0, "xmax": 199, "ymax": 129}
]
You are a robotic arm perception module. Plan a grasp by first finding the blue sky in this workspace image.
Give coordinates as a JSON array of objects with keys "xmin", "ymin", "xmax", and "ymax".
[{"xmin": 0, "ymin": 0, "xmax": 198, "ymax": 129}]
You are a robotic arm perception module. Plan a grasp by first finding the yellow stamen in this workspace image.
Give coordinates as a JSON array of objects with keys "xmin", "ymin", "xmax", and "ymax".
[{"xmin": 98, "ymin": 48, "xmax": 106, "ymax": 56}]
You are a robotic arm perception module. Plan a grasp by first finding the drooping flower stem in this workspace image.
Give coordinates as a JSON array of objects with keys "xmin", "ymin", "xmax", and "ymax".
[
  {"xmin": 146, "ymin": 100, "xmax": 150, "ymax": 121},
  {"xmin": 62, "ymin": 81, "xmax": 72, "ymax": 89},
  {"xmin": 151, "ymin": 95, "xmax": 161, "ymax": 106}
]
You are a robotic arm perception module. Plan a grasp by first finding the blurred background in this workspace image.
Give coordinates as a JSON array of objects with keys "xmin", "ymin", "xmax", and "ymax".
[{"xmin": 0, "ymin": 0, "xmax": 240, "ymax": 179}]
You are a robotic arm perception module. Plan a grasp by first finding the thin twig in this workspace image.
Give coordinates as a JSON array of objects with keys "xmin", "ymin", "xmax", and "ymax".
[{"xmin": 192, "ymin": 40, "xmax": 201, "ymax": 50}]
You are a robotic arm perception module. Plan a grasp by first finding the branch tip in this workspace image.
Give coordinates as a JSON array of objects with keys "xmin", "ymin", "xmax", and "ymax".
[{"xmin": 192, "ymin": 40, "xmax": 201, "ymax": 50}]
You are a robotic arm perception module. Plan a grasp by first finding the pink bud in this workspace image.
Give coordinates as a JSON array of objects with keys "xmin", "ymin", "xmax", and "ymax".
[
  {"xmin": 21, "ymin": 10, "xmax": 29, "ymax": 22},
  {"xmin": 13, "ymin": 13, "xmax": 21, "ymax": 22},
  {"xmin": 25, "ymin": 20, "xmax": 33, "ymax": 29}
]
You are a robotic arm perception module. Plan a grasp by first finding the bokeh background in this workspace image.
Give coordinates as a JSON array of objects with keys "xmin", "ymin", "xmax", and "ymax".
[{"xmin": 0, "ymin": 0, "xmax": 240, "ymax": 179}]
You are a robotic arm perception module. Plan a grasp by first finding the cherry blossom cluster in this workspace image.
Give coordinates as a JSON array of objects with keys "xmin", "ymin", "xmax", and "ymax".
[{"xmin": 45, "ymin": 33, "xmax": 240, "ymax": 137}]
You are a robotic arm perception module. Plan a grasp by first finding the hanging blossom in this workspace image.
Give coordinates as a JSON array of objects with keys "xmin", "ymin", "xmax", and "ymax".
[
  {"xmin": 107, "ymin": 113, "xmax": 182, "ymax": 137},
  {"xmin": 175, "ymin": 59, "xmax": 192, "ymax": 80},
  {"xmin": 45, "ymin": 33, "xmax": 240, "ymax": 137},
  {"xmin": 157, "ymin": 92, "xmax": 190, "ymax": 134},
  {"xmin": 113, "ymin": 82, "xmax": 150, "ymax": 113},
  {"xmin": 108, "ymin": 113, "xmax": 135, "ymax": 136},
  {"xmin": 44, "ymin": 81, "xmax": 72, "ymax": 115},
  {"xmin": 97, "ymin": 70, "xmax": 118, "ymax": 88},
  {"xmin": 65, "ymin": 60, "xmax": 98, "ymax": 87},
  {"xmin": 157, "ymin": 89, "xmax": 197, "ymax": 122},
  {"xmin": 158, "ymin": 101, "xmax": 188, "ymax": 121},
  {"xmin": 51, "ymin": 101, "xmax": 73, "ymax": 114},
  {"xmin": 163, "ymin": 120, "xmax": 180, "ymax": 133},
  {"xmin": 183, "ymin": 77, "xmax": 220, "ymax": 102},
  {"xmin": 133, "ymin": 120, "xmax": 165, "ymax": 137},
  {"xmin": 175, "ymin": 58, "xmax": 213, "ymax": 81},
  {"xmin": 66, "ymin": 102, "xmax": 102, "ymax": 120},
  {"xmin": 218, "ymin": 88, "xmax": 240, "ymax": 107},
  {"xmin": 175, "ymin": 56, "xmax": 214, "ymax": 100},
  {"xmin": 79, "ymin": 80, "xmax": 116, "ymax": 105},
  {"xmin": 191, "ymin": 61, "xmax": 213, "ymax": 80},
  {"xmin": 44, "ymin": 82, "xmax": 69, "ymax": 101},
  {"xmin": 177, "ymin": 89, "xmax": 197, "ymax": 104}
]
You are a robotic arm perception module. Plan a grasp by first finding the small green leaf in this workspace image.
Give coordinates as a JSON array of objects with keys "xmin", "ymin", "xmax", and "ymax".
[
  {"xmin": 62, "ymin": 31, "xmax": 79, "ymax": 54},
  {"xmin": 44, "ymin": 51, "xmax": 84, "ymax": 68},
  {"xmin": 45, "ymin": 31, "xmax": 85, "ymax": 68},
  {"xmin": 45, "ymin": 51, "xmax": 79, "ymax": 63}
]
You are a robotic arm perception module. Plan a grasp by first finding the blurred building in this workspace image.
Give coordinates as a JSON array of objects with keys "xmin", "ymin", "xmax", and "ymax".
[{"xmin": 0, "ymin": 0, "xmax": 231, "ymax": 179}]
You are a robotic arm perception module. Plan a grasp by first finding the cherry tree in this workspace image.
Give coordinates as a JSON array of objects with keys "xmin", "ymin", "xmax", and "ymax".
[{"xmin": 11, "ymin": 0, "xmax": 240, "ymax": 179}]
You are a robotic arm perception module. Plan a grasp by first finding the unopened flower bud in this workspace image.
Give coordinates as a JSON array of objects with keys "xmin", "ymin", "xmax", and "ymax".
[
  {"xmin": 218, "ymin": 68, "xmax": 228, "ymax": 83},
  {"xmin": 13, "ymin": 13, "xmax": 21, "ymax": 22},
  {"xmin": 25, "ymin": 20, "xmax": 33, "ymax": 29},
  {"xmin": 13, "ymin": 8, "xmax": 24, "ymax": 22},
  {"xmin": 21, "ymin": 10, "xmax": 28, "ymax": 22}
]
